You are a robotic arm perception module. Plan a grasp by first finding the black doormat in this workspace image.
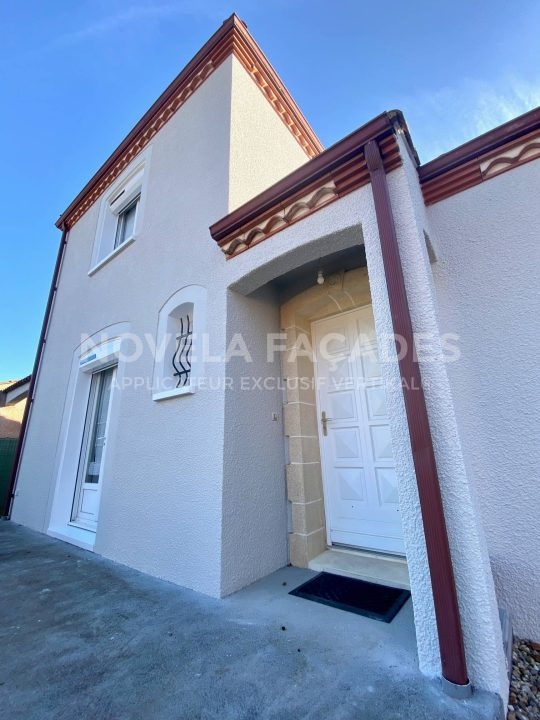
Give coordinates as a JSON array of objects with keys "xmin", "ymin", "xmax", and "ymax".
[{"xmin": 289, "ymin": 572, "xmax": 410, "ymax": 623}]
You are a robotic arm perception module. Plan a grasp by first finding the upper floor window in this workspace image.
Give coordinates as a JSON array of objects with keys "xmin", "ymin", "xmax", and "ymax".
[
  {"xmin": 114, "ymin": 193, "xmax": 140, "ymax": 249},
  {"xmin": 89, "ymin": 149, "xmax": 151, "ymax": 275}
]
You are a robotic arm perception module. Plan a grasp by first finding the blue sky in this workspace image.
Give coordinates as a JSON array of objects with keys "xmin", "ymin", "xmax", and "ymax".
[{"xmin": 1, "ymin": 0, "xmax": 539, "ymax": 379}]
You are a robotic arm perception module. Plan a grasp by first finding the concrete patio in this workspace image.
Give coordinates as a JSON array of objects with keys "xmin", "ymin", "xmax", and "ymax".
[{"xmin": 0, "ymin": 522, "xmax": 501, "ymax": 719}]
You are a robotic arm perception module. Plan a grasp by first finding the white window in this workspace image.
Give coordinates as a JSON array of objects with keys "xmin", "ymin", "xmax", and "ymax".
[
  {"xmin": 153, "ymin": 286, "xmax": 207, "ymax": 401},
  {"xmin": 89, "ymin": 150, "xmax": 150, "ymax": 274},
  {"xmin": 114, "ymin": 194, "xmax": 140, "ymax": 249}
]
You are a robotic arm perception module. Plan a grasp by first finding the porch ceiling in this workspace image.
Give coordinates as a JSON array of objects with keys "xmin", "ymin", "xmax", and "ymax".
[{"xmin": 271, "ymin": 244, "xmax": 367, "ymax": 303}]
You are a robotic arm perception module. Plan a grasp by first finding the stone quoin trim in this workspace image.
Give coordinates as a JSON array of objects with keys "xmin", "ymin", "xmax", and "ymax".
[
  {"xmin": 210, "ymin": 112, "xmax": 405, "ymax": 257},
  {"xmin": 419, "ymin": 106, "xmax": 540, "ymax": 204},
  {"xmin": 56, "ymin": 14, "xmax": 322, "ymax": 231}
]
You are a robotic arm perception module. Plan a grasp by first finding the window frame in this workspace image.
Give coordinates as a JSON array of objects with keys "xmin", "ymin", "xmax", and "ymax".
[
  {"xmin": 89, "ymin": 149, "xmax": 151, "ymax": 276},
  {"xmin": 152, "ymin": 286, "xmax": 207, "ymax": 401}
]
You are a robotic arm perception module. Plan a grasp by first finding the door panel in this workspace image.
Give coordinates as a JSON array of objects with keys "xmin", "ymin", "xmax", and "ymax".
[{"xmin": 312, "ymin": 306, "xmax": 404, "ymax": 554}]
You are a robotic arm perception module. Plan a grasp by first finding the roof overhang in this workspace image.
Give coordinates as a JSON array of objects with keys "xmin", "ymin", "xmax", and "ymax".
[
  {"xmin": 419, "ymin": 106, "xmax": 540, "ymax": 204},
  {"xmin": 0, "ymin": 376, "xmax": 31, "ymax": 406}
]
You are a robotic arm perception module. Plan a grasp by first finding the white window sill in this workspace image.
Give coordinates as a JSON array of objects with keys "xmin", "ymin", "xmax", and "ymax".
[
  {"xmin": 152, "ymin": 386, "xmax": 194, "ymax": 402},
  {"xmin": 88, "ymin": 235, "xmax": 136, "ymax": 276}
]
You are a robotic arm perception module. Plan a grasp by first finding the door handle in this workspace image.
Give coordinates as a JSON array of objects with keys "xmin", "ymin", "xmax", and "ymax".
[{"xmin": 321, "ymin": 411, "xmax": 332, "ymax": 436}]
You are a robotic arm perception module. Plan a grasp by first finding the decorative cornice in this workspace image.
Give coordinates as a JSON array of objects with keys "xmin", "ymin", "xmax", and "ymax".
[
  {"xmin": 211, "ymin": 112, "xmax": 404, "ymax": 258},
  {"xmin": 419, "ymin": 107, "xmax": 540, "ymax": 205},
  {"xmin": 229, "ymin": 26, "xmax": 322, "ymax": 160},
  {"xmin": 480, "ymin": 136, "xmax": 540, "ymax": 179},
  {"xmin": 65, "ymin": 61, "xmax": 216, "ymax": 228},
  {"xmin": 221, "ymin": 182, "xmax": 338, "ymax": 257},
  {"xmin": 57, "ymin": 14, "xmax": 322, "ymax": 230}
]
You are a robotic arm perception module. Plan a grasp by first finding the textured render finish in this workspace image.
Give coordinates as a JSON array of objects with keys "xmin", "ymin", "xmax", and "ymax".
[
  {"xmin": 220, "ymin": 286, "xmax": 288, "ymax": 596},
  {"xmin": 12, "ymin": 59, "xmax": 235, "ymax": 596},
  {"xmin": 12, "ymin": 55, "xmax": 314, "ymax": 599},
  {"xmin": 359, "ymin": 180, "xmax": 441, "ymax": 680},
  {"xmin": 388, "ymin": 135, "xmax": 508, "ymax": 701},
  {"xmin": 227, "ymin": 56, "xmax": 310, "ymax": 211},
  {"xmin": 280, "ymin": 267, "xmax": 372, "ymax": 567},
  {"xmin": 427, "ymin": 158, "xmax": 540, "ymax": 642}
]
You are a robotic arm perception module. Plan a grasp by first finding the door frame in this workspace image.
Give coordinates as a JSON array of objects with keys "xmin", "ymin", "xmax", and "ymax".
[{"xmin": 47, "ymin": 324, "xmax": 129, "ymax": 552}]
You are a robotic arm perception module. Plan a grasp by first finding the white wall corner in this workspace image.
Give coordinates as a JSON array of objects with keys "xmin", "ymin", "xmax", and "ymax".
[{"xmin": 385, "ymin": 153, "xmax": 509, "ymax": 702}]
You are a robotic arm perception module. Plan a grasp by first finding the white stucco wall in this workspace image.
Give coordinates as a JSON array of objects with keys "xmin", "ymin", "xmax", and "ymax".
[
  {"xmin": 427, "ymin": 158, "xmax": 540, "ymax": 643},
  {"xmin": 220, "ymin": 286, "xmax": 288, "ymax": 596},
  {"xmin": 384, "ymin": 140, "xmax": 508, "ymax": 701},
  {"xmin": 13, "ymin": 59, "xmax": 234, "ymax": 596},
  {"xmin": 12, "ymin": 53, "xmax": 315, "ymax": 598},
  {"xmin": 227, "ymin": 56, "xmax": 311, "ymax": 211}
]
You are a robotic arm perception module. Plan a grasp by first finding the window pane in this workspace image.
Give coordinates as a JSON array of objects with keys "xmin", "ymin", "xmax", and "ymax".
[
  {"xmin": 84, "ymin": 368, "xmax": 114, "ymax": 484},
  {"xmin": 114, "ymin": 195, "xmax": 139, "ymax": 248},
  {"xmin": 123, "ymin": 202, "xmax": 137, "ymax": 240}
]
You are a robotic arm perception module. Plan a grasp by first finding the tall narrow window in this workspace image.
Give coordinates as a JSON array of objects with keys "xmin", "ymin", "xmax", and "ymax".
[
  {"xmin": 152, "ymin": 286, "xmax": 207, "ymax": 401},
  {"xmin": 114, "ymin": 194, "xmax": 140, "ymax": 249},
  {"xmin": 71, "ymin": 366, "xmax": 115, "ymax": 527},
  {"xmin": 172, "ymin": 313, "xmax": 193, "ymax": 388}
]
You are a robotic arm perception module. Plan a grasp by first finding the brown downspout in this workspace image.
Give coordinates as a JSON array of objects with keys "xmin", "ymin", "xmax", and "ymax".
[
  {"xmin": 364, "ymin": 139, "xmax": 470, "ymax": 694},
  {"xmin": 2, "ymin": 224, "xmax": 69, "ymax": 518}
]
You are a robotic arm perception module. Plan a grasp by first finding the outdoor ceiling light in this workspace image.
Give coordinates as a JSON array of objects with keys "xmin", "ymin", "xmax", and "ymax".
[{"xmin": 317, "ymin": 269, "xmax": 325, "ymax": 285}]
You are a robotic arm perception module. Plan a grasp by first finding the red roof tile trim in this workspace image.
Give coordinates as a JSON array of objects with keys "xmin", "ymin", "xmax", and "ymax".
[
  {"xmin": 419, "ymin": 106, "xmax": 540, "ymax": 205},
  {"xmin": 57, "ymin": 14, "xmax": 322, "ymax": 230}
]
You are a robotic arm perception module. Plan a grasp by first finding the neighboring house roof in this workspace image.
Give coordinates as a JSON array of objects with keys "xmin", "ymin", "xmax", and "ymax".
[
  {"xmin": 0, "ymin": 376, "xmax": 31, "ymax": 407},
  {"xmin": 56, "ymin": 14, "xmax": 323, "ymax": 231},
  {"xmin": 1, "ymin": 376, "xmax": 31, "ymax": 394}
]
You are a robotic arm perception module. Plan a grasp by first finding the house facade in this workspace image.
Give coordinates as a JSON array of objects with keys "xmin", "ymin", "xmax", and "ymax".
[{"xmin": 7, "ymin": 15, "xmax": 540, "ymax": 710}]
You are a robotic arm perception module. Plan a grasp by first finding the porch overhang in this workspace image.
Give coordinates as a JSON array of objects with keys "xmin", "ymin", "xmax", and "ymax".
[
  {"xmin": 209, "ymin": 110, "xmax": 416, "ymax": 258},
  {"xmin": 210, "ymin": 114, "xmax": 474, "ymax": 694}
]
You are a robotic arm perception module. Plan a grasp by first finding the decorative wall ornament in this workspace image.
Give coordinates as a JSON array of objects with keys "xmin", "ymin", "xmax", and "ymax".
[
  {"xmin": 481, "ymin": 137, "xmax": 540, "ymax": 179},
  {"xmin": 421, "ymin": 119, "xmax": 540, "ymax": 205},
  {"xmin": 221, "ymin": 183, "xmax": 338, "ymax": 257},
  {"xmin": 172, "ymin": 314, "xmax": 193, "ymax": 388}
]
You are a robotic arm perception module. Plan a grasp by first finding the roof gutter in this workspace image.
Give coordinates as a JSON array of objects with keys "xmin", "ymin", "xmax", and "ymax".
[
  {"xmin": 364, "ymin": 139, "xmax": 471, "ymax": 696},
  {"xmin": 3, "ymin": 225, "xmax": 69, "ymax": 518}
]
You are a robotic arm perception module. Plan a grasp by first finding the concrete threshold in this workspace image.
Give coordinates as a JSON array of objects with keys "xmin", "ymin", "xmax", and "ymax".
[{"xmin": 308, "ymin": 546, "xmax": 410, "ymax": 590}]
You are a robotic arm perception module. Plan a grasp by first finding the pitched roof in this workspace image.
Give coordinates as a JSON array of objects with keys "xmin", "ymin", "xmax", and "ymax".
[
  {"xmin": 56, "ymin": 14, "xmax": 322, "ymax": 231},
  {"xmin": 0, "ymin": 376, "xmax": 31, "ymax": 393}
]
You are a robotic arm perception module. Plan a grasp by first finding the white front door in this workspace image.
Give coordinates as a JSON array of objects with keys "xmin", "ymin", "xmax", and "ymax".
[
  {"xmin": 71, "ymin": 366, "xmax": 115, "ymax": 530},
  {"xmin": 312, "ymin": 306, "xmax": 404, "ymax": 554}
]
